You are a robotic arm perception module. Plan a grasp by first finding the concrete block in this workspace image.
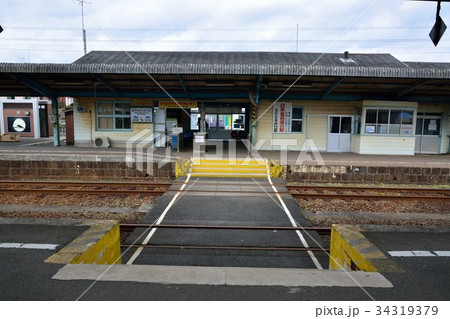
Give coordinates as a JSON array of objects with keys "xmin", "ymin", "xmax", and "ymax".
[
  {"xmin": 431, "ymin": 168, "xmax": 441, "ymax": 175},
  {"xmin": 377, "ymin": 167, "xmax": 387, "ymax": 174},
  {"xmin": 438, "ymin": 175, "xmax": 448, "ymax": 184},
  {"xmin": 356, "ymin": 167, "xmax": 367, "ymax": 174},
  {"xmin": 310, "ymin": 173, "xmax": 323, "ymax": 181},
  {"xmin": 298, "ymin": 172, "xmax": 310, "ymax": 181},
  {"xmin": 367, "ymin": 167, "xmax": 377, "ymax": 174},
  {"xmin": 10, "ymin": 161, "xmax": 21, "ymax": 168},
  {"xmin": 417, "ymin": 175, "xmax": 429, "ymax": 184},
  {"xmin": 0, "ymin": 167, "xmax": 9, "ymax": 176},
  {"xmin": 10, "ymin": 168, "xmax": 21, "ymax": 176},
  {"xmin": 399, "ymin": 167, "xmax": 410, "ymax": 174},
  {"xmin": 388, "ymin": 167, "xmax": 399, "ymax": 175},
  {"xmin": 331, "ymin": 173, "xmax": 341, "ymax": 181},
  {"xmin": 374, "ymin": 174, "xmax": 384, "ymax": 182}
]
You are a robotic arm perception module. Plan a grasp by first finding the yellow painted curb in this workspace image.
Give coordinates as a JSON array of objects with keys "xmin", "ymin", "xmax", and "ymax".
[
  {"xmin": 193, "ymin": 159, "xmax": 266, "ymax": 165},
  {"xmin": 329, "ymin": 224, "xmax": 403, "ymax": 273},
  {"xmin": 45, "ymin": 220, "xmax": 121, "ymax": 265},
  {"xmin": 175, "ymin": 158, "xmax": 191, "ymax": 177},
  {"xmin": 268, "ymin": 159, "xmax": 284, "ymax": 178}
]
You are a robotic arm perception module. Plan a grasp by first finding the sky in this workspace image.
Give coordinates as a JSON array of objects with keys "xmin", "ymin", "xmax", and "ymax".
[{"xmin": 1, "ymin": 0, "xmax": 450, "ymax": 64}]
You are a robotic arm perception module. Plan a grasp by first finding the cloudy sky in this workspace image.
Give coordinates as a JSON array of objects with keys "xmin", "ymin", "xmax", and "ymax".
[{"xmin": 1, "ymin": 0, "xmax": 449, "ymax": 63}]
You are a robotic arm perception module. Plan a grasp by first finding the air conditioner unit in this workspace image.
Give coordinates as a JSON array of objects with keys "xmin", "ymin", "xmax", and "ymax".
[{"xmin": 94, "ymin": 137, "xmax": 110, "ymax": 148}]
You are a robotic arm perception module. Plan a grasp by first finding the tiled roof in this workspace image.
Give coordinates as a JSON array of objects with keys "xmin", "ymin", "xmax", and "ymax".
[
  {"xmin": 0, "ymin": 51, "xmax": 449, "ymax": 78},
  {"xmin": 73, "ymin": 51, "xmax": 407, "ymax": 68}
]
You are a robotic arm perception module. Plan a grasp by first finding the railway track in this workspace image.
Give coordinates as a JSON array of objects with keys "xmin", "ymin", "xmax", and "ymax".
[
  {"xmin": 1, "ymin": 180, "xmax": 448, "ymax": 201},
  {"xmin": 0, "ymin": 180, "xmax": 171, "ymax": 195},
  {"xmin": 120, "ymin": 223, "xmax": 331, "ymax": 252},
  {"xmin": 287, "ymin": 185, "xmax": 450, "ymax": 201}
]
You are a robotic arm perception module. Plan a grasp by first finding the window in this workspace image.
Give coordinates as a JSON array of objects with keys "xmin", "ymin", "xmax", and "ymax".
[
  {"xmin": 291, "ymin": 107, "xmax": 303, "ymax": 132},
  {"xmin": 218, "ymin": 114, "xmax": 232, "ymax": 130},
  {"xmin": 205, "ymin": 114, "xmax": 217, "ymax": 130},
  {"xmin": 232, "ymin": 114, "xmax": 245, "ymax": 130},
  {"xmin": 190, "ymin": 113, "xmax": 200, "ymax": 130},
  {"xmin": 364, "ymin": 108, "xmax": 414, "ymax": 135},
  {"xmin": 97, "ymin": 102, "xmax": 131, "ymax": 130}
]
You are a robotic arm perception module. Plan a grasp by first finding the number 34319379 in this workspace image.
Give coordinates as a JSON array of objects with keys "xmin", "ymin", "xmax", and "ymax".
[{"xmin": 376, "ymin": 306, "xmax": 438, "ymax": 316}]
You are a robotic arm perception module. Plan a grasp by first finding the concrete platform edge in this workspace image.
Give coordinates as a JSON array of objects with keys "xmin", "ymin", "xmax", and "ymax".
[
  {"xmin": 329, "ymin": 224, "xmax": 404, "ymax": 273},
  {"xmin": 45, "ymin": 219, "xmax": 121, "ymax": 265},
  {"xmin": 52, "ymin": 264, "xmax": 393, "ymax": 288}
]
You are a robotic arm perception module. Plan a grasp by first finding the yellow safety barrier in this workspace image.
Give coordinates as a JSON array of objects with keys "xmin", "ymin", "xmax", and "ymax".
[
  {"xmin": 45, "ymin": 220, "xmax": 121, "ymax": 265},
  {"xmin": 329, "ymin": 224, "xmax": 403, "ymax": 272}
]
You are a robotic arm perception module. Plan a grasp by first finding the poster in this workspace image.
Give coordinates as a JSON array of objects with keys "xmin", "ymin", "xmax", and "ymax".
[
  {"xmin": 428, "ymin": 120, "xmax": 437, "ymax": 131},
  {"xmin": 273, "ymin": 102, "xmax": 292, "ymax": 133},
  {"xmin": 131, "ymin": 108, "xmax": 153, "ymax": 122},
  {"xmin": 365, "ymin": 125, "xmax": 375, "ymax": 134},
  {"xmin": 400, "ymin": 125, "xmax": 413, "ymax": 135}
]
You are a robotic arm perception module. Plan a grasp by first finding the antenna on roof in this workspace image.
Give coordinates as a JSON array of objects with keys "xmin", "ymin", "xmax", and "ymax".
[{"xmin": 76, "ymin": 0, "xmax": 90, "ymax": 55}]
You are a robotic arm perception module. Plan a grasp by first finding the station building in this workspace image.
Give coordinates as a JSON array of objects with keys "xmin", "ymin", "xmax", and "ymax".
[
  {"xmin": 0, "ymin": 51, "xmax": 449, "ymax": 155},
  {"xmin": 0, "ymin": 96, "xmax": 53, "ymax": 138}
]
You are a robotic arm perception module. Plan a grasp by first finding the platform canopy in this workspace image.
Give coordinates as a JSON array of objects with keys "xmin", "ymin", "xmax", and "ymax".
[{"xmin": 0, "ymin": 51, "xmax": 450, "ymax": 102}]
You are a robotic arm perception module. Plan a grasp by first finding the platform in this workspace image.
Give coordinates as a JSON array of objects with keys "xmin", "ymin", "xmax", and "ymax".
[
  {"xmin": 2, "ymin": 139, "xmax": 449, "ymax": 184},
  {"xmin": 1, "ymin": 138, "xmax": 449, "ymax": 167}
]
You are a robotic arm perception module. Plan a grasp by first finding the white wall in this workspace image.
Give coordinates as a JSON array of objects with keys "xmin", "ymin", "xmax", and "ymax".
[
  {"xmin": 73, "ymin": 97, "xmax": 154, "ymax": 147},
  {"xmin": 255, "ymin": 100, "xmax": 354, "ymax": 151}
]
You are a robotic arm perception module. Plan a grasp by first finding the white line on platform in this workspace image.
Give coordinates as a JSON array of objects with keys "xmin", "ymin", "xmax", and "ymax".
[
  {"xmin": 388, "ymin": 250, "xmax": 450, "ymax": 257},
  {"xmin": 126, "ymin": 172, "xmax": 192, "ymax": 265},
  {"xmin": 53, "ymin": 264, "xmax": 393, "ymax": 288},
  {"xmin": 0, "ymin": 242, "xmax": 58, "ymax": 250},
  {"xmin": 264, "ymin": 162, "xmax": 323, "ymax": 270}
]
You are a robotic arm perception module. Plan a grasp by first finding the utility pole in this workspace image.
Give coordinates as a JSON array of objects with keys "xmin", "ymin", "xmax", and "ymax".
[{"xmin": 76, "ymin": 0, "xmax": 89, "ymax": 55}]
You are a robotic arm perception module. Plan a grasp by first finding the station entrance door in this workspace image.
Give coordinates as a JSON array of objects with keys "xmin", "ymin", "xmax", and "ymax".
[
  {"xmin": 415, "ymin": 113, "xmax": 441, "ymax": 154},
  {"xmin": 327, "ymin": 115, "xmax": 352, "ymax": 152}
]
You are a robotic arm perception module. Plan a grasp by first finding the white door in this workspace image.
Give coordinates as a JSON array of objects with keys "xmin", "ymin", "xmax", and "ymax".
[
  {"xmin": 415, "ymin": 114, "xmax": 441, "ymax": 154},
  {"xmin": 327, "ymin": 116, "xmax": 352, "ymax": 152},
  {"xmin": 154, "ymin": 108, "xmax": 166, "ymax": 147}
]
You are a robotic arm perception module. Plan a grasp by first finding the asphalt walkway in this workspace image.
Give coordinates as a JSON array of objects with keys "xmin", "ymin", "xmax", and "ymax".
[{"xmin": 122, "ymin": 177, "xmax": 329, "ymax": 270}]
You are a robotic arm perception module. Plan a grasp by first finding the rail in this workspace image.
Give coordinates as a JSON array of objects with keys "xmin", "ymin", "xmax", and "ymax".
[
  {"xmin": 120, "ymin": 223, "xmax": 331, "ymax": 253},
  {"xmin": 0, "ymin": 180, "xmax": 171, "ymax": 195},
  {"xmin": 287, "ymin": 185, "xmax": 450, "ymax": 201}
]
